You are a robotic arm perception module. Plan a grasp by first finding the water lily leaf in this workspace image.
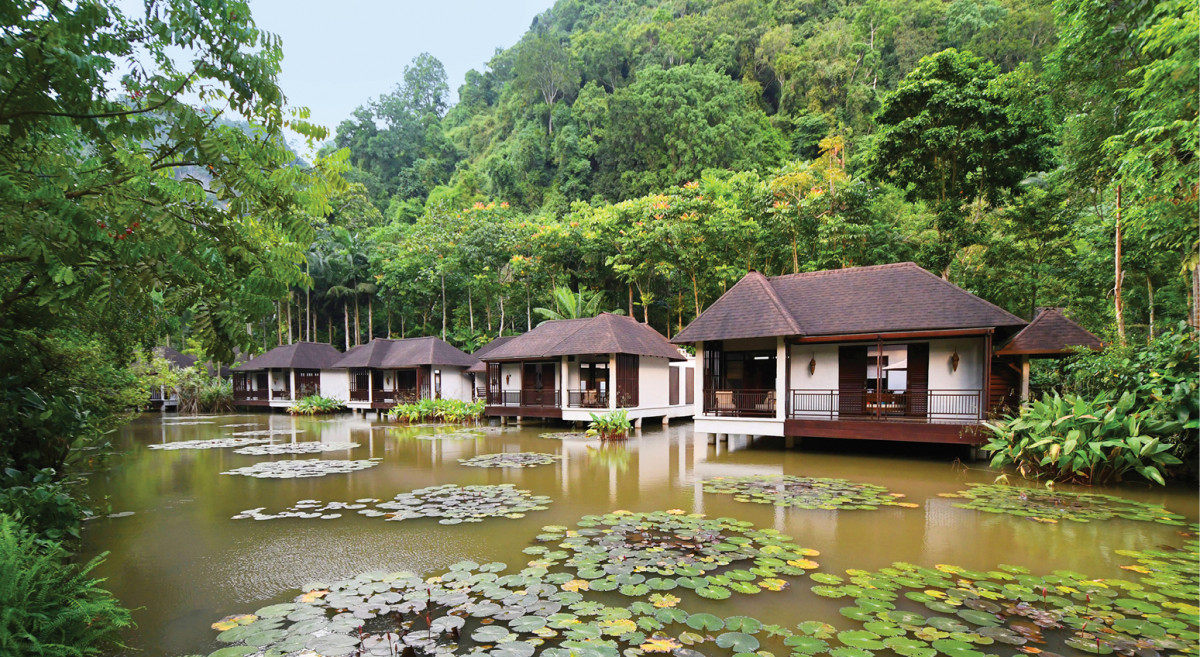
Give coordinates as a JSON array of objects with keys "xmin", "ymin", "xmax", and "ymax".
[
  {"xmin": 716, "ymin": 631, "xmax": 760, "ymax": 652},
  {"xmin": 686, "ymin": 613, "xmax": 725, "ymax": 631},
  {"xmin": 786, "ymin": 636, "xmax": 831, "ymax": 654}
]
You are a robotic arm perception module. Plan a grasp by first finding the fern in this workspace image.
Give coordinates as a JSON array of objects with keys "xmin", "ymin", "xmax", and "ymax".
[{"xmin": 0, "ymin": 515, "xmax": 132, "ymax": 656}]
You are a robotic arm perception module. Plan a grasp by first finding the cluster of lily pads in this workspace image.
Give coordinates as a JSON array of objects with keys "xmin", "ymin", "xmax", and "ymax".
[
  {"xmin": 231, "ymin": 430, "xmax": 307, "ymax": 437},
  {"xmin": 232, "ymin": 484, "xmax": 552, "ymax": 524},
  {"xmin": 539, "ymin": 431, "xmax": 592, "ymax": 441},
  {"xmin": 161, "ymin": 420, "xmax": 217, "ymax": 426},
  {"xmin": 941, "ymin": 484, "xmax": 1189, "ymax": 525},
  {"xmin": 148, "ymin": 438, "xmax": 271, "ymax": 451},
  {"xmin": 527, "ymin": 510, "xmax": 819, "ymax": 600},
  {"xmin": 221, "ymin": 458, "xmax": 382, "ymax": 479},
  {"xmin": 703, "ymin": 475, "xmax": 919, "ymax": 511},
  {"xmin": 459, "ymin": 452, "xmax": 562, "ymax": 468},
  {"xmin": 232, "ymin": 442, "xmax": 359, "ymax": 456},
  {"xmin": 414, "ymin": 431, "xmax": 486, "ymax": 441},
  {"xmin": 803, "ymin": 528, "xmax": 1200, "ymax": 657},
  {"xmin": 377, "ymin": 484, "xmax": 552, "ymax": 525}
]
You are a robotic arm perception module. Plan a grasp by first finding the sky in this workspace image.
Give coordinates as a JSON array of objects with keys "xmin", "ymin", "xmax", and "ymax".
[{"xmin": 245, "ymin": 0, "xmax": 554, "ymax": 153}]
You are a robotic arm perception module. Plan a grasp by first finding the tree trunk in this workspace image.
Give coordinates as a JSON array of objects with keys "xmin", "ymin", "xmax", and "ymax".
[
  {"xmin": 305, "ymin": 262, "xmax": 311, "ymax": 342},
  {"xmin": 276, "ymin": 301, "xmax": 282, "ymax": 346},
  {"xmin": 1146, "ymin": 274, "xmax": 1155, "ymax": 341},
  {"xmin": 1192, "ymin": 261, "xmax": 1199, "ymax": 329},
  {"xmin": 354, "ymin": 296, "xmax": 361, "ymax": 346},
  {"xmin": 628, "ymin": 285, "xmax": 634, "ymax": 316},
  {"xmin": 691, "ymin": 272, "xmax": 701, "ymax": 320},
  {"xmin": 1115, "ymin": 185, "xmax": 1126, "ymax": 346},
  {"xmin": 441, "ymin": 272, "xmax": 447, "ymax": 341},
  {"xmin": 525, "ymin": 280, "xmax": 531, "ymax": 332},
  {"xmin": 499, "ymin": 293, "xmax": 505, "ymax": 337},
  {"xmin": 368, "ymin": 297, "xmax": 374, "ymax": 342},
  {"xmin": 485, "ymin": 290, "xmax": 493, "ymax": 331},
  {"xmin": 328, "ymin": 317, "xmax": 332, "ymax": 347},
  {"xmin": 344, "ymin": 302, "xmax": 350, "ymax": 352},
  {"xmin": 286, "ymin": 298, "xmax": 293, "ymax": 344},
  {"xmin": 468, "ymin": 285, "xmax": 475, "ymax": 334},
  {"xmin": 387, "ymin": 311, "xmax": 392, "ymax": 339}
]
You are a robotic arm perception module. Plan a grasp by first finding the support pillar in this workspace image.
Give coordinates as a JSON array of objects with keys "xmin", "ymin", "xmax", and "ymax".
[
  {"xmin": 785, "ymin": 436, "xmax": 796, "ymax": 449},
  {"xmin": 1019, "ymin": 356, "xmax": 1031, "ymax": 402}
]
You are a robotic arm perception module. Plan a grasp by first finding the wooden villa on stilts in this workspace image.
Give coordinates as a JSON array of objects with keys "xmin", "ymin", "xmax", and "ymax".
[
  {"xmin": 671, "ymin": 263, "xmax": 1101, "ymax": 445},
  {"xmin": 330, "ymin": 337, "xmax": 479, "ymax": 413},
  {"xmin": 232, "ymin": 342, "xmax": 347, "ymax": 409}
]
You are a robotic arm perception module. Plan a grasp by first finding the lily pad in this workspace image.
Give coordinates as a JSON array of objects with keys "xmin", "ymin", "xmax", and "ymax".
[
  {"xmin": 459, "ymin": 452, "xmax": 563, "ymax": 468},
  {"xmin": 703, "ymin": 474, "xmax": 916, "ymax": 510},
  {"xmin": 232, "ymin": 441, "xmax": 359, "ymax": 455}
]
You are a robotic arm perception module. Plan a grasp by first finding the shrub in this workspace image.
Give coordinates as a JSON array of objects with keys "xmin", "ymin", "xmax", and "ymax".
[
  {"xmin": 288, "ymin": 395, "xmax": 346, "ymax": 415},
  {"xmin": 0, "ymin": 468, "xmax": 89, "ymax": 547},
  {"xmin": 0, "ymin": 514, "xmax": 132, "ymax": 656},
  {"xmin": 386, "ymin": 398, "xmax": 484, "ymax": 424},
  {"xmin": 587, "ymin": 409, "xmax": 632, "ymax": 441},
  {"xmin": 175, "ymin": 367, "xmax": 233, "ymax": 415},
  {"xmin": 983, "ymin": 391, "xmax": 1184, "ymax": 485}
]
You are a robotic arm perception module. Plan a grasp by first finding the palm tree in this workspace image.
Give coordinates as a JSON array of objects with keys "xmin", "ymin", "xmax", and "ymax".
[{"xmin": 533, "ymin": 286, "xmax": 623, "ymax": 325}]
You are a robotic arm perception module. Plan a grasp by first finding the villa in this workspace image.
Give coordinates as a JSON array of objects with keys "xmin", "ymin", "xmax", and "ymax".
[
  {"xmin": 479, "ymin": 313, "xmax": 695, "ymax": 426},
  {"xmin": 671, "ymin": 262, "xmax": 1100, "ymax": 444},
  {"xmin": 466, "ymin": 336, "xmax": 517, "ymax": 399},
  {"xmin": 232, "ymin": 342, "xmax": 347, "ymax": 408},
  {"xmin": 330, "ymin": 337, "xmax": 478, "ymax": 411},
  {"xmin": 148, "ymin": 346, "xmax": 197, "ymax": 410}
]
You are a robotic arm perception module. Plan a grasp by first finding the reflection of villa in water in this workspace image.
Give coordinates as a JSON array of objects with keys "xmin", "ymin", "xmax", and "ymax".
[{"xmin": 672, "ymin": 263, "xmax": 1101, "ymax": 444}]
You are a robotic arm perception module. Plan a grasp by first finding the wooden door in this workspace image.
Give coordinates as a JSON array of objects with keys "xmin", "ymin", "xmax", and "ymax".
[
  {"xmin": 486, "ymin": 362, "xmax": 501, "ymax": 403},
  {"xmin": 838, "ymin": 346, "xmax": 867, "ymax": 415},
  {"xmin": 907, "ymin": 343, "xmax": 929, "ymax": 418}
]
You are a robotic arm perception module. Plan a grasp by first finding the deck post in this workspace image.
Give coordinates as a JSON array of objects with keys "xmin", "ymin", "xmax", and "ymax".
[
  {"xmin": 633, "ymin": 417, "xmax": 642, "ymax": 430},
  {"xmin": 662, "ymin": 416, "xmax": 669, "ymax": 427},
  {"xmin": 785, "ymin": 436, "xmax": 795, "ymax": 449},
  {"xmin": 1019, "ymin": 355, "xmax": 1030, "ymax": 402}
]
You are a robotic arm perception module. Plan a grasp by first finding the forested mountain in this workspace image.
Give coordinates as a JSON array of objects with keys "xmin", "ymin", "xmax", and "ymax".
[{"xmin": 285, "ymin": 0, "xmax": 1194, "ymax": 354}]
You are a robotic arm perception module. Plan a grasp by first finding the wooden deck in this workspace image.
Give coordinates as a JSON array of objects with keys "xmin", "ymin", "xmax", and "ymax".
[{"xmin": 783, "ymin": 418, "xmax": 985, "ymax": 445}]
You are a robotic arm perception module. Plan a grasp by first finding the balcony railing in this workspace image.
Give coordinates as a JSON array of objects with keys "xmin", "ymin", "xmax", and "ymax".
[
  {"xmin": 702, "ymin": 389, "xmax": 777, "ymax": 417},
  {"xmin": 568, "ymin": 389, "xmax": 609, "ymax": 408},
  {"xmin": 234, "ymin": 389, "xmax": 267, "ymax": 401},
  {"xmin": 486, "ymin": 389, "xmax": 561, "ymax": 408},
  {"xmin": 271, "ymin": 388, "xmax": 291, "ymax": 401},
  {"xmin": 787, "ymin": 389, "xmax": 983, "ymax": 423},
  {"xmin": 373, "ymin": 386, "xmax": 431, "ymax": 405}
]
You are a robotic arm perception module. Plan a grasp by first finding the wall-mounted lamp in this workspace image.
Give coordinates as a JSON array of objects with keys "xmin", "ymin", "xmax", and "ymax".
[
  {"xmin": 950, "ymin": 348, "xmax": 960, "ymax": 372},
  {"xmin": 808, "ymin": 353, "xmax": 817, "ymax": 376},
  {"xmin": 434, "ymin": 369, "xmax": 441, "ymax": 375}
]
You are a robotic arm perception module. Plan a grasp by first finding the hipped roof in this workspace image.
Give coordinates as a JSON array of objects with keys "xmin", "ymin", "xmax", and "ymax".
[
  {"xmin": 234, "ymin": 342, "xmax": 344, "ymax": 371},
  {"xmin": 154, "ymin": 346, "xmax": 197, "ymax": 370},
  {"xmin": 482, "ymin": 314, "xmax": 684, "ymax": 361},
  {"xmin": 330, "ymin": 337, "xmax": 478, "ymax": 369},
  {"xmin": 467, "ymin": 336, "xmax": 517, "ymax": 373},
  {"xmin": 673, "ymin": 263, "xmax": 1027, "ymax": 343},
  {"xmin": 997, "ymin": 308, "xmax": 1102, "ymax": 356}
]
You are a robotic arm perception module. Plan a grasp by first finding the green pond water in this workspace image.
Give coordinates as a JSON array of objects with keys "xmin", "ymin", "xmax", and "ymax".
[{"xmin": 80, "ymin": 412, "xmax": 1200, "ymax": 657}]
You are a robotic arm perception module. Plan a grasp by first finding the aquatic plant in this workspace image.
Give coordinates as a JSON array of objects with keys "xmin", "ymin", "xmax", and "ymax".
[
  {"xmin": 459, "ymin": 452, "xmax": 562, "ymax": 468},
  {"xmin": 287, "ymin": 395, "xmax": 346, "ymax": 415},
  {"xmin": 940, "ymin": 483, "xmax": 1187, "ymax": 524},
  {"xmin": 220, "ymin": 458, "xmax": 382, "ymax": 479},
  {"xmin": 387, "ymin": 398, "xmax": 485, "ymax": 424},
  {"xmin": 703, "ymin": 475, "xmax": 918, "ymax": 510},
  {"xmin": 414, "ymin": 430, "xmax": 485, "ymax": 441},
  {"xmin": 803, "ymin": 528, "xmax": 1200, "ymax": 657},
  {"xmin": 526, "ymin": 510, "xmax": 819, "ymax": 599},
  {"xmin": 146, "ymin": 437, "xmax": 271, "ymax": 450},
  {"xmin": 377, "ymin": 484, "xmax": 552, "ymax": 524},
  {"xmin": 587, "ymin": 409, "xmax": 632, "ymax": 440},
  {"xmin": 232, "ymin": 441, "xmax": 359, "ymax": 455},
  {"xmin": 229, "ymin": 429, "xmax": 306, "ymax": 437},
  {"xmin": 159, "ymin": 420, "xmax": 216, "ymax": 426},
  {"xmin": 540, "ymin": 431, "xmax": 592, "ymax": 440},
  {"xmin": 233, "ymin": 484, "xmax": 551, "ymax": 523}
]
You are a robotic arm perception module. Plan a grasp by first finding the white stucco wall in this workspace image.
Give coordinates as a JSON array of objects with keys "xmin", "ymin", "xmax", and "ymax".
[
  {"xmin": 638, "ymin": 356, "xmax": 671, "ymax": 408},
  {"xmin": 320, "ymin": 369, "xmax": 350, "ymax": 402},
  {"xmin": 435, "ymin": 366, "xmax": 472, "ymax": 402},
  {"xmin": 788, "ymin": 343, "xmax": 839, "ymax": 419},
  {"xmin": 928, "ymin": 337, "xmax": 986, "ymax": 420},
  {"xmin": 500, "ymin": 362, "xmax": 522, "ymax": 390}
]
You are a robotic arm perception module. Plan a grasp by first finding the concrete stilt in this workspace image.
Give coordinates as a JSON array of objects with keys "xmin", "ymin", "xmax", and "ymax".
[
  {"xmin": 785, "ymin": 436, "xmax": 796, "ymax": 449},
  {"xmin": 633, "ymin": 417, "xmax": 643, "ymax": 429},
  {"xmin": 662, "ymin": 416, "xmax": 670, "ymax": 427}
]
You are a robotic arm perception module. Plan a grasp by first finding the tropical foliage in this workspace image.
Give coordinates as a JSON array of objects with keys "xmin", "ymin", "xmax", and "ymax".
[
  {"xmin": 587, "ymin": 409, "xmax": 633, "ymax": 441},
  {"xmin": 288, "ymin": 395, "xmax": 346, "ymax": 416},
  {"xmin": 386, "ymin": 398, "xmax": 485, "ymax": 424},
  {"xmin": 0, "ymin": 515, "xmax": 132, "ymax": 657}
]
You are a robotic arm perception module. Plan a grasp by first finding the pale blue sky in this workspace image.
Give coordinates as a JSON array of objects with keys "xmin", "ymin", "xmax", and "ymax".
[{"xmin": 248, "ymin": 0, "xmax": 554, "ymax": 147}]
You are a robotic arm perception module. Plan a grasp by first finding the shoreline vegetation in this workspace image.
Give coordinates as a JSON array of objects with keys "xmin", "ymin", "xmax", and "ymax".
[{"xmin": 0, "ymin": 0, "xmax": 1194, "ymax": 654}]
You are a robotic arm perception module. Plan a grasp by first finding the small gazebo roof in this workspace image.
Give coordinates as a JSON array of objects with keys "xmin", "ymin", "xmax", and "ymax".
[{"xmin": 996, "ymin": 308, "xmax": 1102, "ymax": 357}]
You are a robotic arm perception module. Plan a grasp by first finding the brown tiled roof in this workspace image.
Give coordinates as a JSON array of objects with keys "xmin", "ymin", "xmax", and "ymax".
[
  {"xmin": 467, "ymin": 336, "xmax": 517, "ymax": 373},
  {"xmin": 482, "ymin": 314, "xmax": 684, "ymax": 361},
  {"xmin": 997, "ymin": 308, "xmax": 1102, "ymax": 356},
  {"xmin": 234, "ymin": 342, "xmax": 343, "ymax": 371},
  {"xmin": 330, "ymin": 337, "xmax": 478, "ymax": 369},
  {"xmin": 153, "ymin": 346, "xmax": 197, "ymax": 369},
  {"xmin": 673, "ymin": 262, "xmax": 1027, "ymax": 343}
]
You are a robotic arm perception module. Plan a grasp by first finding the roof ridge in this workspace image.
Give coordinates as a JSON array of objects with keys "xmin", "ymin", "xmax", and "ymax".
[
  {"xmin": 749, "ymin": 271, "xmax": 804, "ymax": 335},
  {"xmin": 767, "ymin": 262, "xmax": 918, "ymax": 281}
]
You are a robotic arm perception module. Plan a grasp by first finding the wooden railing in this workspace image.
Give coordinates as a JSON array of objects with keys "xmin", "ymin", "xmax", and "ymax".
[
  {"xmin": 787, "ymin": 389, "xmax": 984, "ymax": 422},
  {"xmin": 702, "ymin": 389, "xmax": 777, "ymax": 417},
  {"xmin": 486, "ymin": 389, "xmax": 561, "ymax": 408},
  {"xmin": 234, "ymin": 389, "xmax": 267, "ymax": 401},
  {"xmin": 568, "ymin": 389, "xmax": 609, "ymax": 408},
  {"xmin": 350, "ymin": 388, "xmax": 370, "ymax": 402}
]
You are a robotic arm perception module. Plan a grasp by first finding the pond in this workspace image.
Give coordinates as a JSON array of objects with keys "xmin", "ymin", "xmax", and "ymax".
[{"xmin": 81, "ymin": 412, "xmax": 1199, "ymax": 657}]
